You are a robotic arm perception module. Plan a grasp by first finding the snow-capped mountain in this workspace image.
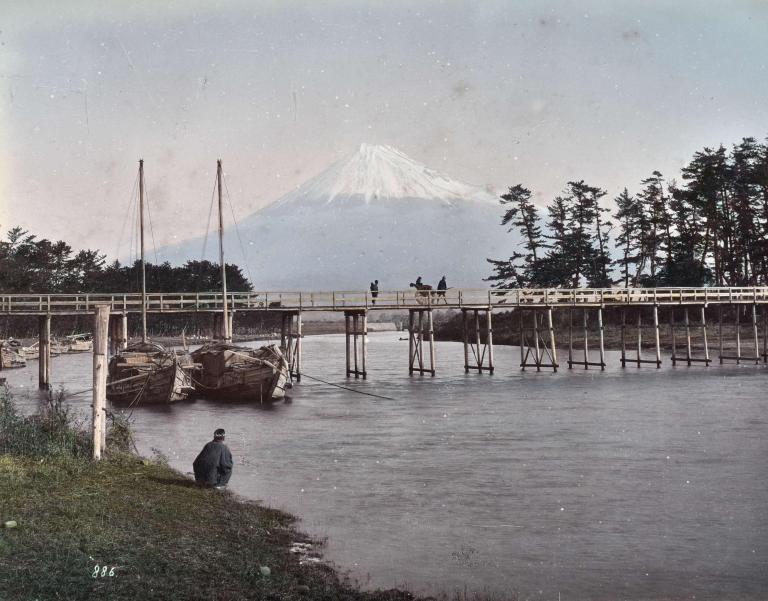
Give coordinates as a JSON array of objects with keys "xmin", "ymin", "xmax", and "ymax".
[{"xmin": 161, "ymin": 145, "xmax": 517, "ymax": 291}]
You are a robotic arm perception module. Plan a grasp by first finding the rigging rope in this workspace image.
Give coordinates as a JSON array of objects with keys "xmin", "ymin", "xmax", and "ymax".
[
  {"xmin": 222, "ymin": 174, "xmax": 255, "ymax": 287},
  {"xmin": 143, "ymin": 175, "xmax": 160, "ymax": 265},
  {"xmin": 114, "ymin": 170, "xmax": 139, "ymax": 264},
  {"xmin": 298, "ymin": 372, "xmax": 395, "ymax": 401}
]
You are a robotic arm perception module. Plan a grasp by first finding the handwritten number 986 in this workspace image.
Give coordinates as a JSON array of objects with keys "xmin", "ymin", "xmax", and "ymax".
[{"xmin": 92, "ymin": 565, "xmax": 116, "ymax": 578}]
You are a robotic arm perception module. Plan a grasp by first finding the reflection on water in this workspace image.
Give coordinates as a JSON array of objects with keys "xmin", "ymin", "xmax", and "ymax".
[{"xmin": 5, "ymin": 332, "xmax": 768, "ymax": 600}]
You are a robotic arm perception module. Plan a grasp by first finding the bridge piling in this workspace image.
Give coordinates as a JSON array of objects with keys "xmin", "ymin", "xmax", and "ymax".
[
  {"xmin": 462, "ymin": 308, "xmax": 493, "ymax": 373},
  {"xmin": 567, "ymin": 308, "xmax": 605, "ymax": 370},
  {"xmin": 38, "ymin": 315, "xmax": 51, "ymax": 390},
  {"xmin": 92, "ymin": 304, "xmax": 110, "ymax": 461},
  {"xmin": 281, "ymin": 311, "xmax": 302, "ymax": 381},
  {"xmin": 408, "ymin": 308, "xmax": 435, "ymax": 376},
  {"xmin": 344, "ymin": 310, "xmax": 367, "ymax": 378},
  {"xmin": 520, "ymin": 308, "xmax": 557, "ymax": 372}
]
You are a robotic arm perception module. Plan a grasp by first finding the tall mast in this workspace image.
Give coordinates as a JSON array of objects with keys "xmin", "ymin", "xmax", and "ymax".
[
  {"xmin": 217, "ymin": 159, "xmax": 230, "ymax": 341},
  {"xmin": 139, "ymin": 159, "xmax": 147, "ymax": 343}
]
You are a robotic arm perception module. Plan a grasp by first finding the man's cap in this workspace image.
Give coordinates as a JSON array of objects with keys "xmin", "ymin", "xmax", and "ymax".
[{"xmin": 214, "ymin": 428, "xmax": 226, "ymax": 439}]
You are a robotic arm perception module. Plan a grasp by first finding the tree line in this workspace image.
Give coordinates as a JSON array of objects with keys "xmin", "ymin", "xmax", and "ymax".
[
  {"xmin": 0, "ymin": 226, "xmax": 252, "ymax": 294},
  {"xmin": 487, "ymin": 136, "xmax": 768, "ymax": 288}
]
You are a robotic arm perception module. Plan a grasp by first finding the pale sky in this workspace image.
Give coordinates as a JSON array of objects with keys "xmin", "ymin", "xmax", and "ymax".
[{"xmin": 1, "ymin": 0, "xmax": 767, "ymax": 260}]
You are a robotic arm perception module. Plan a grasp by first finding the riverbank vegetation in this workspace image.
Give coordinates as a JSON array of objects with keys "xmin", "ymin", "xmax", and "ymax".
[
  {"xmin": 0, "ymin": 388, "xmax": 512, "ymax": 601},
  {"xmin": 487, "ymin": 135, "xmax": 768, "ymax": 288}
]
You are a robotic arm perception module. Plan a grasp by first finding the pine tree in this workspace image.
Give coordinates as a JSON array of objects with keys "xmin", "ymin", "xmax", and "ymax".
[{"xmin": 613, "ymin": 188, "xmax": 641, "ymax": 287}]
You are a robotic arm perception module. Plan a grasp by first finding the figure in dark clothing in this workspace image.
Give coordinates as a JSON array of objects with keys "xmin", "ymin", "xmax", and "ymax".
[
  {"xmin": 193, "ymin": 428, "xmax": 233, "ymax": 489},
  {"xmin": 370, "ymin": 280, "xmax": 379, "ymax": 305},
  {"xmin": 415, "ymin": 276, "xmax": 423, "ymax": 287},
  {"xmin": 437, "ymin": 276, "xmax": 447, "ymax": 304}
]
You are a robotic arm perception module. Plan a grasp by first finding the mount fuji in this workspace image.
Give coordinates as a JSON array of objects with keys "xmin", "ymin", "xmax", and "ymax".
[{"xmin": 161, "ymin": 145, "xmax": 517, "ymax": 291}]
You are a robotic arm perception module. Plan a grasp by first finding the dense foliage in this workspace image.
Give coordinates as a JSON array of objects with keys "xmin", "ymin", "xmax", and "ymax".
[
  {"xmin": 0, "ymin": 227, "xmax": 252, "ymax": 294},
  {"xmin": 488, "ymin": 136, "xmax": 768, "ymax": 288}
]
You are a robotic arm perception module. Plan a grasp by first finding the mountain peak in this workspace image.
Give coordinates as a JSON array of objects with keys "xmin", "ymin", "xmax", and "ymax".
[{"xmin": 285, "ymin": 144, "xmax": 498, "ymax": 206}]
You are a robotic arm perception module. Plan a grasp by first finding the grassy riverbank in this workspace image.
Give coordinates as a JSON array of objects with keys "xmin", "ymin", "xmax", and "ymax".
[{"xmin": 0, "ymin": 389, "xmax": 507, "ymax": 601}]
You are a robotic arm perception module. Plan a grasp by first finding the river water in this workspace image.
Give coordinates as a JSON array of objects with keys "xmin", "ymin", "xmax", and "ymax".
[{"xmin": 5, "ymin": 332, "xmax": 768, "ymax": 600}]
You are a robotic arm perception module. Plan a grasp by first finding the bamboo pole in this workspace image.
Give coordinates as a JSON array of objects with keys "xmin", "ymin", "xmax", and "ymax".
[{"xmin": 92, "ymin": 304, "xmax": 110, "ymax": 461}]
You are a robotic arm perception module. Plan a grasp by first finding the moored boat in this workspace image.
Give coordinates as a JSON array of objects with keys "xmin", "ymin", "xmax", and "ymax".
[
  {"xmin": 107, "ymin": 342, "xmax": 193, "ymax": 405},
  {"xmin": 0, "ymin": 342, "xmax": 27, "ymax": 369},
  {"xmin": 190, "ymin": 342, "xmax": 289, "ymax": 402},
  {"xmin": 64, "ymin": 333, "xmax": 93, "ymax": 353}
]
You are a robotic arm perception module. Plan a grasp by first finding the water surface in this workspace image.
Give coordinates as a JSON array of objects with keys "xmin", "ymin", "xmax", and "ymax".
[{"xmin": 6, "ymin": 332, "xmax": 768, "ymax": 600}]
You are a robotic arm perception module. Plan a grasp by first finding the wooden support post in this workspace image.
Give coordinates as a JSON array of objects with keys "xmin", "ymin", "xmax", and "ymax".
[
  {"xmin": 736, "ymin": 305, "xmax": 741, "ymax": 364},
  {"xmin": 637, "ymin": 311, "xmax": 643, "ymax": 367},
  {"xmin": 408, "ymin": 311, "xmax": 414, "ymax": 376},
  {"xmin": 353, "ymin": 314, "xmax": 360, "ymax": 378},
  {"xmin": 653, "ymin": 305, "xmax": 662, "ymax": 368},
  {"xmin": 345, "ymin": 314, "xmax": 351, "ymax": 377},
  {"xmin": 597, "ymin": 307, "xmax": 605, "ymax": 371},
  {"xmin": 120, "ymin": 313, "xmax": 128, "ymax": 350},
  {"xmin": 684, "ymin": 307, "xmax": 692, "ymax": 366},
  {"xmin": 92, "ymin": 305, "xmax": 110, "ymax": 461},
  {"xmin": 670, "ymin": 309, "xmax": 676, "ymax": 366},
  {"xmin": 763, "ymin": 306, "xmax": 768, "ymax": 363},
  {"xmin": 582, "ymin": 309, "xmax": 589, "ymax": 370},
  {"xmin": 486, "ymin": 310, "xmax": 494, "ymax": 374},
  {"xmin": 361, "ymin": 311, "xmax": 367, "ymax": 379},
  {"xmin": 752, "ymin": 304, "xmax": 760, "ymax": 365},
  {"xmin": 38, "ymin": 314, "xmax": 51, "ymax": 390},
  {"xmin": 427, "ymin": 309, "xmax": 435, "ymax": 376},
  {"xmin": 547, "ymin": 307, "xmax": 558, "ymax": 373},
  {"xmin": 620, "ymin": 309, "xmax": 627, "ymax": 367},
  {"xmin": 568, "ymin": 308, "xmax": 574, "ymax": 369},
  {"xmin": 295, "ymin": 312, "xmax": 302, "ymax": 381},
  {"xmin": 462, "ymin": 309, "xmax": 469, "ymax": 373},
  {"xmin": 474, "ymin": 310, "xmax": 482, "ymax": 370},
  {"xmin": 417, "ymin": 311, "xmax": 425, "ymax": 373},
  {"xmin": 519, "ymin": 310, "xmax": 525, "ymax": 370},
  {"xmin": 533, "ymin": 311, "xmax": 541, "ymax": 372},
  {"xmin": 227, "ymin": 313, "xmax": 234, "ymax": 341},
  {"xmin": 701, "ymin": 306, "xmax": 710, "ymax": 365},
  {"xmin": 718, "ymin": 305, "xmax": 724, "ymax": 364}
]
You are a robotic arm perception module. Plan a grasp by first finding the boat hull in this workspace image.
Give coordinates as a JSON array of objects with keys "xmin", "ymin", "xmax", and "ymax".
[
  {"xmin": 107, "ymin": 345, "xmax": 193, "ymax": 405},
  {"xmin": 191, "ymin": 343, "xmax": 289, "ymax": 403}
]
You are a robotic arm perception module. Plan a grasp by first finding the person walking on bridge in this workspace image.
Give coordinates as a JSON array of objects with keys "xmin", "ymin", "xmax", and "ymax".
[
  {"xmin": 370, "ymin": 280, "xmax": 379, "ymax": 305},
  {"xmin": 437, "ymin": 276, "xmax": 448, "ymax": 304},
  {"xmin": 193, "ymin": 428, "xmax": 233, "ymax": 490}
]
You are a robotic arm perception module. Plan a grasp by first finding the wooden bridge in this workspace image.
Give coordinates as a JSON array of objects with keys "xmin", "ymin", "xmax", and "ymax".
[{"xmin": 3, "ymin": 287, "xmax": 768, "ymax": 394}]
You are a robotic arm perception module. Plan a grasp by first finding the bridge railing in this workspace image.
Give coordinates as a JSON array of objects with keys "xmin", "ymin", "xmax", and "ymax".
[{"xmin": 2, "ymin": 287, "xmax": 768, "ymax": 314}]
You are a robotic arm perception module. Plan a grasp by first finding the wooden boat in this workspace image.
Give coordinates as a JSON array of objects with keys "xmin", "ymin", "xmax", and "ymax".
[
  {"xmin": 190, "ymin": 160, "xmax": 290, "ymax": 403},
  {"xmin": 106, "ymin": 159, "xmax": 193, "ymax": 405},
  {"xmin": 64, "ymin": 333, "xmax": 93, "ymax": 353},
  {"xmin": 107, "ymin": 341, "xmax": 194, "ymax": 405},
  {"xmin": 0, "ymin": 342, "xmax": 27, "ymax": 369},
  {"xmin": 191, "ymin": 342, "xmax": 289, "ymax": 402},
  {"xmin": 22, "ymin": 340, "xmax": 65, "ymax": 360}
]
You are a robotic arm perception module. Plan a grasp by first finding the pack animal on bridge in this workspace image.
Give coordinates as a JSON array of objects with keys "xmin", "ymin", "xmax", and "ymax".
[{"xmin": 409, "ymin": 282, "xmax": 433, "ymax": 305}]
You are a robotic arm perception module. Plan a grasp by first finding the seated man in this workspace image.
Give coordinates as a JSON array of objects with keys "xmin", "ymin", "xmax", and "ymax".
[{"xmin": 193, "ymin": 428, "xmax": 233, "ymax": 489}]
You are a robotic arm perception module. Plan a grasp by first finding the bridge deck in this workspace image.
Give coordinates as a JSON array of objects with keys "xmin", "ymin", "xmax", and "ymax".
[{"xmin": 1, "ymin": 287, "xmax": 767, "ymax": 315}]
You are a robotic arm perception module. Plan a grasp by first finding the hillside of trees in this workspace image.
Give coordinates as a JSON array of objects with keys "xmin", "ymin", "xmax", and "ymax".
[
  {"xmin": 0, "ymin": 226, "xmax": 251, "ymax": 294},
  {"xmin": 487, "ymin": 136, "xmax": 768, "ymax": 288}
]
